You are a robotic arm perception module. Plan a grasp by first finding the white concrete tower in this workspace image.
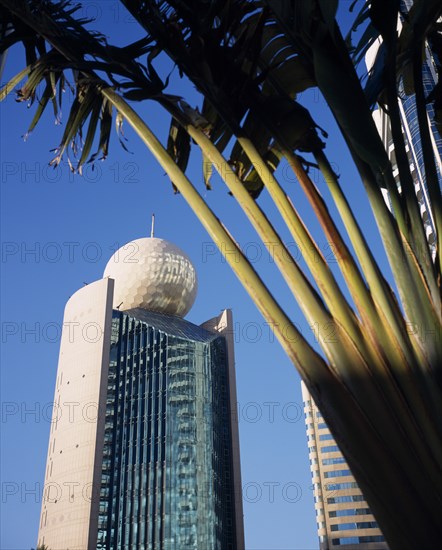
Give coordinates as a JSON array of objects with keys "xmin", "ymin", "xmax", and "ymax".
[{"xmin": 38, "ymin": 237, "xmax": 243, "ymax": 550}]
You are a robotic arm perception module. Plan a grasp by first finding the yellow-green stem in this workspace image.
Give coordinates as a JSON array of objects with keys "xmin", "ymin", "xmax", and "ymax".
[
  {"xmin": 101, "ymin": 87, "xmax": 330, "ymax": 375},
  {"xmin": 314, "ymin": 150, "xmax": 432, "ymax": 367},
  {"xmin": 187, "ymin": 126, "xmax": 374, "ymax": 372}
]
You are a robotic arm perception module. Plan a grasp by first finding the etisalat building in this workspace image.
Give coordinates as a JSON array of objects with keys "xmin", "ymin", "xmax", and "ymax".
[{"xmin": 37, "ymin": 235, "xmax": 244, "ymax": 550}]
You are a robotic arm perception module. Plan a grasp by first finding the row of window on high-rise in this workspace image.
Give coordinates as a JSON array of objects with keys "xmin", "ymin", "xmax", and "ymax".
[
  {"xmin": 330, "ymin": 521, "xmax": 378, "ymax": 531},
  {"xmin": 322, "ymin": 457, "xmax": 345, "ymax": 465},
  {"xmin": 331, "ymin": 535, "xmax": 385, "ymax": 546},
  {"xmin": 310, "ymin": 469, "xmax": 352, "ymax": 480},
  {"xmin": 329, "ymin": 508, "xmax": 371, "ymax": 518},
  {"xmin": 321, "ymin": 445, "xmax": 339, "ymax": 453},
  {"xmin": 324, "ymin": 469, "xmax": 351, "ymax": 478},
  {"xmin": 326, "ymin": 482, "xmax": 359, "ymax": 491},
  {"xmin": 327, "ymin": 495, "xmax": 365, "ymax": 504}
]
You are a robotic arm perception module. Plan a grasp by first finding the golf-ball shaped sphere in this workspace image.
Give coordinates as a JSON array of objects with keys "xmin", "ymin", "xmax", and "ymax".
[{"xmin": 103, "ymin": 238, "xmax": 197, "ymax": 317}]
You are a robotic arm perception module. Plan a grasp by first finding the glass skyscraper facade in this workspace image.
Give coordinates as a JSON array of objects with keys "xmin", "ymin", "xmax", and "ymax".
[
  {"xmin": 96, "ymin": 309, "xmax": 238, "ymax": 550},
  {"xmin": 367, "ymin": 0, "xmax": 442, "ymax": 254}
]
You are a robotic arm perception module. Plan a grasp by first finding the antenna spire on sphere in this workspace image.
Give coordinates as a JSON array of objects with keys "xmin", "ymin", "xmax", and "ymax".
[{"xmin": 150, "ymin": 213, "xmax": 155, "ymax": 238}]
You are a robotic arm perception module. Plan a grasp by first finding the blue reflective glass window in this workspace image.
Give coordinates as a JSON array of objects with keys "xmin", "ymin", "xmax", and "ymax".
[
  {"xmin": 326, "ymin": 482, "xmax": 359, "ymax": 491},
  {"xmin": 324, "ymin": 469, "xmax": 351, "ymax": 478},
  {"xmin": 331, "ymin": 535, "xmax": 385, "ymax": 545},
  {"xmin": 329, "ymin": 508, "xmax": 371, "ymax": 518},
  {"xmin": 322, "ymin": 457, "xmax": 345, "ymax": 465},
  {"xmin": 321, "ymin": 445, "xmax": 340, "ymax": 453},
  {"xmin": 330, "ymin": 521, "xmax": 378, "ymax": 531},
  {"xmin": 327, "ymin": 495, "xmax": 365, "ymax": 504}
]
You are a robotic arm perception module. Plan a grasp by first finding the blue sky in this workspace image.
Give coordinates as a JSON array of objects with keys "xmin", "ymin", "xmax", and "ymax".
[{"xmin": 0, "ymin": 2, "xmax": 393, "ymax": 549}]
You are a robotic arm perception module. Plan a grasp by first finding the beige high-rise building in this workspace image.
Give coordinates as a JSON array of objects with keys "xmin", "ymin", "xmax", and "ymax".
[
  {"xmin": 301, "ymin": 382, "xmax": 388, "ymax": 550},
  {"xmin": 37, "ymin": 237, "xmax": 244, "ymax": 550}
]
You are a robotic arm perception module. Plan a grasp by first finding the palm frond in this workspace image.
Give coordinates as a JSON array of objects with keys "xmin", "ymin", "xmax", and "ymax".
[{"xmin": 1, "ymin": 2, "xmax": 442, "ymax": 548}]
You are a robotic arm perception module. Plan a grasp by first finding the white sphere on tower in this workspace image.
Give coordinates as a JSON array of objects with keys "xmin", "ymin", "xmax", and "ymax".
[{"xmin": 103, "ymin": 237, "xmax": 197, "ymax": 317}]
